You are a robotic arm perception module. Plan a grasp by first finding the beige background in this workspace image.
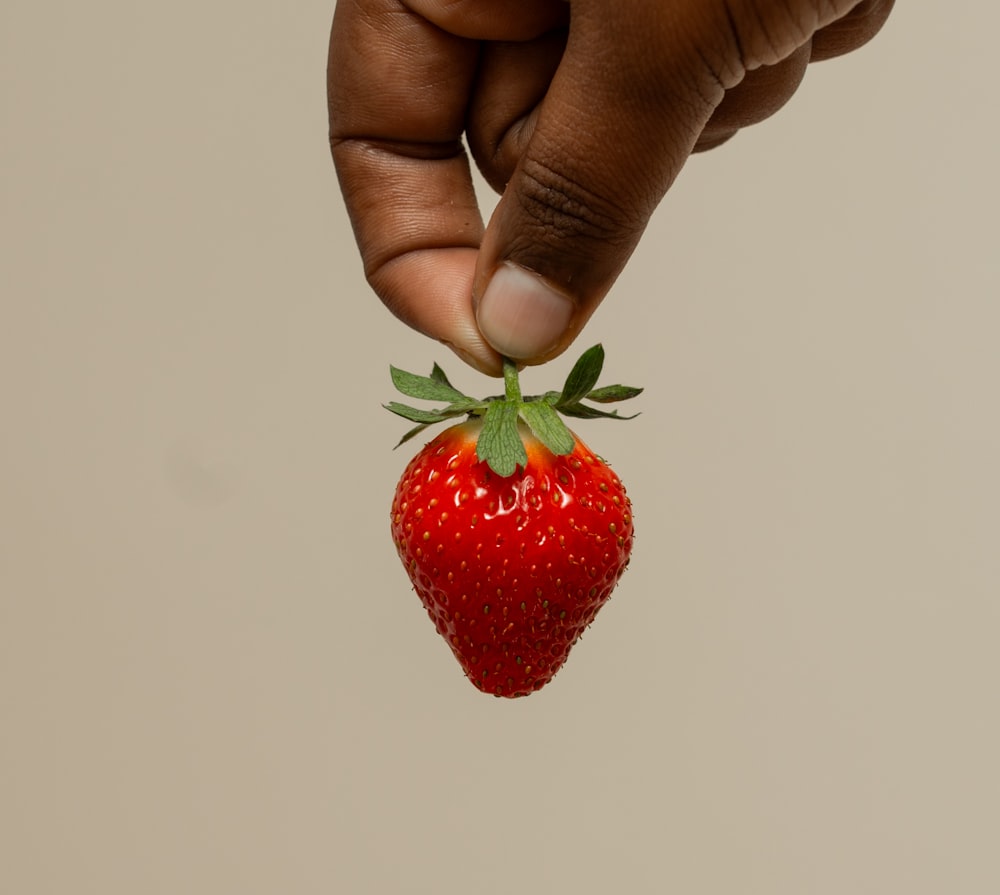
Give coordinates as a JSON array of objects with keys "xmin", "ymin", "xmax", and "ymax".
[{"xmin": 3, "ymin": 3, "xmax": 998, "ymax": 893}]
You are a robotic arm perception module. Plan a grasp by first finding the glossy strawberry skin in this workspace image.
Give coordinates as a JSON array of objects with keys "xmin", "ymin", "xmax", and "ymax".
[{"xmin": 391, "ymin": 418, "xmax": 634, "ymax": 697}]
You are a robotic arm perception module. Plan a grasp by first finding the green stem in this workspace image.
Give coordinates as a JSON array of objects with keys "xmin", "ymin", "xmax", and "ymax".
[{"xmin": 502, "ymin": 356, "xmax": 522, "ymax": 404}]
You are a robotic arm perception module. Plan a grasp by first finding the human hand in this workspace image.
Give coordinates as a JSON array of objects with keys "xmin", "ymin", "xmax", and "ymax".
[{"xmin": 328, "ymin": 0, "xmax": 894, "ymax": 374}]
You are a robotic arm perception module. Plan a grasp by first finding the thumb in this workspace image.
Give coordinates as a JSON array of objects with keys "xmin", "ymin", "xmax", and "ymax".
[{"xmin": 471, "ymin": 3, "xmax": 722, "ymax": 364}]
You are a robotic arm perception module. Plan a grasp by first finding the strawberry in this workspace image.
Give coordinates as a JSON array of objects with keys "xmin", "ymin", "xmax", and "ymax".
[{"xmin": 386, "ymin": 345, "xmax": 640, "ymax": 698}]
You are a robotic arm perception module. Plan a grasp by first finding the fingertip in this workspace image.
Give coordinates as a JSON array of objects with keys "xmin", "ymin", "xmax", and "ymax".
[
  {"xmin": 441, "ymin": 334, "xmax": 504, "ymax": 378},
  {"xmin": 369, "ymin": 246, "xmax": 504, "ymax": 376}
]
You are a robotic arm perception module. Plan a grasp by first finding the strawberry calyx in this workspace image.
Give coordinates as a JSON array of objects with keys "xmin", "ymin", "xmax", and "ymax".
[{"xmin": 385, "ymin": 344, "xmax": 642, "ymax": 477}]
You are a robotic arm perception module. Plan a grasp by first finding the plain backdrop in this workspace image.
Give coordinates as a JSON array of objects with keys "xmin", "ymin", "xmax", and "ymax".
[{"xmin": 2, "ymin": 3, "xmax": 998, "ymax": 893}]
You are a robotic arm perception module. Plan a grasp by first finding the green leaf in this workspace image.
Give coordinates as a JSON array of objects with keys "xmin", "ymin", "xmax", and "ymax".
[
  {"xmin": 383, "ymin": 402, "xmax": 462, "ymax": 424},
  {"xmin": 586, "ymin": 384, "xmax": 644, "ymax": 403},
  {"xmin": 519, "ymin": 401, "xmax": 576, "ymax": 457},
  {"xmin": 477, "ymin": 401, "xmax": 526, "ymax": 477},
  {"xmin": 386, "ymin": 342, "xmax": 641, "ymax": 462},
  {"xmin": 390, "ymin": 365, "xmax": 467, "ymax": 403},
  {"xmin": 429, "ymin": 362, "xmax": 454, "ymax": 389},
  {"xmin": 559, "ymin": 344, "xmax": 605, "ymax": 406},
  {"xmin": 393, "ymin": 422, "xmax": 434, "ymax": 448},
  {"xmin": 556, "ymin": 402, "xmax": 640, "ymax": 421}
]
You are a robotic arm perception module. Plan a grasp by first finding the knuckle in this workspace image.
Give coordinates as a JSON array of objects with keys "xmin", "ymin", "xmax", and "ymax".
[
  {"xmin": 719, "ymin": 0, "xmax": 813, "ymax": 68},
  {"xmin": 512, "ymin": 155, "xmax": 644, "ymax": 259},
  {"xmin": 811, "ymin": 0, "xmax": 896, "ymax": 59}
]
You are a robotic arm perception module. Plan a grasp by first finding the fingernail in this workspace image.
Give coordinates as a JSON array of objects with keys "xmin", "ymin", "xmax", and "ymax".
[{"xmin": 476, "ymin": 262, "xmax": 574, "ymax": 360}]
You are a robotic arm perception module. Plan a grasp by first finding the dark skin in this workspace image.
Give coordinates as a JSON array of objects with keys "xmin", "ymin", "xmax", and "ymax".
[{"xmin": 328, "ymin": 0, "xmax": 895, "ymax": 375}]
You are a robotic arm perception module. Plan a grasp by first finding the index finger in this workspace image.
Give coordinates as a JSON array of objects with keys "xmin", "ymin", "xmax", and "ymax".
[{"xmin": 327, "ymin": 0, "xmax": 497, "ymax": 372}]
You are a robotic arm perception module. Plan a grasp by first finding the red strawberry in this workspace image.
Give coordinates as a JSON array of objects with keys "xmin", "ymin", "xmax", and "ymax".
[{"xmin": 386, "ymin": 345, "xmax": 640, "ymax": 697}]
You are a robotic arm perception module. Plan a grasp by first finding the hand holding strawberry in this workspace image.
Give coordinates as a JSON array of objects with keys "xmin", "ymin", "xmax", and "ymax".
[{"xmin": 387, "ymin": 345, "xmax": 640, "ymax": 697}]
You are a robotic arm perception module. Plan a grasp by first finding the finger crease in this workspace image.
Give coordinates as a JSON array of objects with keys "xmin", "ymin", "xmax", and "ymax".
[{"xmin": 329, "ymin": 134, "xmax": 467, "ymax": 163}]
